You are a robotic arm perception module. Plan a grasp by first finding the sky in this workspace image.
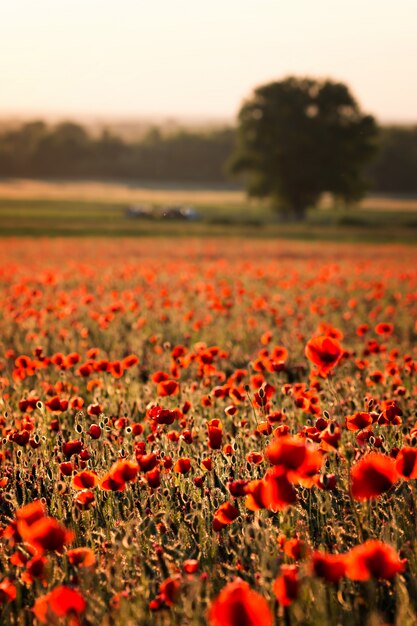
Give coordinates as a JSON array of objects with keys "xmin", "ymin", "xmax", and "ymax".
[{"xmin": 1, "ymin": 0, "xmax": 416, "ymax": 123}]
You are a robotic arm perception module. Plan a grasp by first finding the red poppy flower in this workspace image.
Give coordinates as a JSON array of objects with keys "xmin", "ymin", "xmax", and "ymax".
[
  {"xmin": 15, "ymin": 500, "xmax": 45, "ymax": 527},
  {"xmin": 87, "ymin": 402, "xmax": 102, "ymax": 416},
  {"xmin": 87, "ymin": 424, "xmax": 102, "ymax": 439},
  {"xmin": 149, "ymin": 405, "xmax": 179, "ymax": 425},
  {"xmin": 51, "ymin": 353, "xmax": 65, "ymax": 368},
  {"xmin": 100, "ymin": 474, "xmax": 126, "ymax": 492},
  {"xmin": 151, "ymin": 370, "xmax": 170, "ymax": 383},
  {"xmin": 19, "ymin": 517, "xmax": 73, "ymax": 554},
  {"xmin": 157, "ymin": 380, "xmax": 179, "ymax": 397},
  {"xmin": 94, "ymin": 359, "xmax": 110, "ymax": 373},
  {"xmin": 207, "ymin": 419, "xmax": 223, "ymax": 450},
  {"xmin": 319, "ymin": 422, "xmax": 341, "ymax": 451},
  {"xmin": 200, "ymin": 457, "xmax": 213, "ymax": 472},
  {"xmin": 350, "ymin": 452, "xmax": 398, "ymax": 500},
  {"xmin": 208, "ymin": 579, "xmax": 272, "ymax": 626},
  {"xmin": 21, "ymin": 554, "xmax": 48, "ymax": 585},
  {"xmin": 246, "ymin": 451, "xmax": 263, "ymax": 465},
  {"xmin": 183, "ymin": 559, "xmax": 199, "ymax": 574},
  {"xmin": 271, "ymin": 345, "xmax": 288, "ymax": 361},
  {"xmin": 108, "ymin": 360, "xmax": 124, "ymax": 378},
  {"xmin": 174, "ymin": 457, "xmax": 191, "ymax": 474},
  {"xmin": 395, "ymin": 447, "xmax": 417, "ymax": 480},
  {"xmin": 122, "ymin": 354, "xmax": 139, "ymax": 368},
  {"xmin": 77, "ymin": 362, "xmax": 93, "ymax": 377},
  {"xmin": 45, "ymin": 396, "xmax": 68, "ymax": 413},
  {"xmin": 62, "ymin": 439, "xmax": 83, "ymax": 459},
  {"xmin": 305, "ymin": 335, "xmax": 343, "ymax": 376},
  {"xmin": 0, "ymin": 578, "xmax": 17, "ymax": 604},
  {"xmin": 159, "ymin": 576, "xmax": 181, "ymax": 606},
  {"xmin": 212, "ymin": 502, "xmax": 239, "ymax": 532},
  {"xmin": 33, "ymin": 586, "xmax": 86, "ymax": 623},
  {"xmin": 228, "ymin": 479, "xmax": 250, "ymax": 497},
  {"xmin": 265, "ymin": 436, "xmax": 323, "ymax": 485},
  {"xmin": 146, "ymin": 467, "xmax": 161, "ymax": 488},
  {"xmin": 72, "ymin": 470, "xmax": 99, "ymax": 490},
  {"xmin": 346, "ymin": 540, "xmax": 406, "ymax": 580},
  {"xmin": 110, "ymin": 459, "xmax": 139, "ymax": 483},
  {"xmin": 65, "ymin": 352, "xmax": 80, "ymax": 367},
  {"xmin": 273, "ymin": 565, "xmax": 299, "ymax": 606},
  {"xmin": 74, "ymin": 490, "xmax": 95, "ymax": 510},
  {"xmin": 265, "ymin": 436, "xmax": 306, "ymax": 469},
  {"xmin": 378, "ymin": 399, "xmax": 402, "ymax": 426},
  {"xmin": 245, "ymin": 467, "xmax": 297, "ymax": 512},
  {"xmin": 283, "ymin": 537, "xmax": 311, "ymax": 561},
  {"xmin": 15, "ymin": 355, "xmax": 35, "ymax": 371},
  {"xmin": 67, "ymin": 547, "xmax": 96, "ymax": 568},
  {"xmin": 356, "ymin": 324, "xmax": 369, "ymax": 336},
  {"xmin": 317, "ymin": 323, "xmax": 344, "ymax": 340},
  {"xmin": 69, "ymin": 396, "xmax": 84, "ymax": 410},
  {"xmin": 375, "ymin": 322, "xmax": 394, "ymax": 336},
  {"xmin": 136, "ymin": 453, "xmax": 159, "ymax": 472},
  {"xmin": 346, "ymin": 412, "xmax": 373, "ymax": 431},
  {"xmin": 311, "ymin": 551, "xmax": 347, "ymax": 583}
]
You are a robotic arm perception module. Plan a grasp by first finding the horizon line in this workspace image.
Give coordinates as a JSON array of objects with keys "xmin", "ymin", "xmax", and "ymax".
[{"xmin": 0, "ymin": 109, "xmax": 416, "ymax": 127}]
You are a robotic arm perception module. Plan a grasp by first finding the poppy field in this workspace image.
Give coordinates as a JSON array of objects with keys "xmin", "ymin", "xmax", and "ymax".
[{"xmin": 1, "ymin": 236, "xmax": 417, "ymax": 626}]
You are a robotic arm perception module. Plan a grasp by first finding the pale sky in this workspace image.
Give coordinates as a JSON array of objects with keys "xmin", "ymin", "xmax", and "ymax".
[{"xmin": 1, "ymin": 0, "xmax": 416, "ymax": 123}]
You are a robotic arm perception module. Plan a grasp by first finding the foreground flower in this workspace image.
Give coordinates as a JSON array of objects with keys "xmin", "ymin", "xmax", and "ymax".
[
  {"xmin": 157, "ymin": 380, "xmax": 179, "ymax": 396},
  {"xmin": 305, "ymin": 335, "xmax": 343, "ymax": 376},
  {"xmin": 20, "ymin": 517, "xmax": 74, "ymax": 554},
  {"xmin": 0, "ymin": 578, "xmax": 17, "ymax": 605},
  {"xmin": 33, "ymin": 586, "xmax": 86, "ymax": 623},
  {"xmin": 346, "ymin": 540, "xmax": 406, "ymax": 580},
  {"xmin": 345, "ymin": 411, "xmax": 373, "ymax": 432},
  {"xmin": 74, "ymin": 490, "xmax": 95, "ymax": 510},
  {"xmin": 72, "ymin": 470, "xmax": 99, "ymax": 490},
  {"xmin": 273, "ymin": 565, "xmax": 300, "ymax": 606},
  {"xmin": 207, "ymin": 419, "xmax": 223, "ymax": 450},
  {"xmin": 100, "ymin": 459, "xmax": 139, "ymax": 491},
  {"xmin": 67, "ymin": 547, "xmax": 96, "ymax": 568},
  {"xmin": 15, "ymin": 501, "xmax": 73, "ymax": 554},
  {"xmin": 245, "ymin": 467, "xmax": 297, "ymax": 512},
  {"xmin": 350, "ymin": 453, "xmax": 398, "ymax": 500},
  {"xmin": 265, "ymin": 436, "xmax": 323, "ymax": 486},
  {"xmin": 311, "ymin": 551, "xmax": 347, "ymax": 583},
  {"xmin": 159, "ymin": 576, "xmax": 181, "ymax": 606},
  {"xmin": 208, "ymin": 579, "xmax": 272, "ymax": 626},
  {"xmin": 395, "ymin": 447, "xmax": 417, "ymax": 480},
  {"xmin": 212, "ymin": 502, "xmax": 239, "ymax": 531}
]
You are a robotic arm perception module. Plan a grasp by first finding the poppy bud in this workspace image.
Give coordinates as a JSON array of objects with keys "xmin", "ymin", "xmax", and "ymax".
[
  {"xmin": 60, "ymin": 462, "xmax": 73, "ymax": 476},
  {"xmin": 88, "ymin": 424, "xmax": 102, "ymax": 439}
]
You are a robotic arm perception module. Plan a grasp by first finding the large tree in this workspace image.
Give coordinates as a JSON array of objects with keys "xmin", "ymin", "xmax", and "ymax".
[{"xmin": 229, "ymin": 77, "xmax": 378, "ymax": 220}]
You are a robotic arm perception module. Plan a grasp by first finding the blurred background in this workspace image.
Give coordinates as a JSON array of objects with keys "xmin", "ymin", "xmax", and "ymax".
[{"xmin": 0, "ymin": 0, "xmax": 416, "ymax": 241}]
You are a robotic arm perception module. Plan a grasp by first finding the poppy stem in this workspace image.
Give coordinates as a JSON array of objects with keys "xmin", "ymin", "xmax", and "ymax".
[
  {"xmin": 245, "ymin": 388, "xmax": 260, "ymax": 426},
  {"xmin": 348, "ymin": 486, "xmax": 364, "ymax": 544},
  {"xmin": 345, "ymin": 453, "xmax": 365, "ymax": 543},
  {"xmin": 283, "ymin": 606, "xmax": 292, "ymax": 626},
  {"xmin": 326, "ymin": 585, "xmax": 332, "ymax": 623}
]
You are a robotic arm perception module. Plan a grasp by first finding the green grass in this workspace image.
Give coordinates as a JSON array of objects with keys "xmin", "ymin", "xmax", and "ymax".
[{"xmin": 1, "ymin": 198, "xmax": 417, "ymax": 243}]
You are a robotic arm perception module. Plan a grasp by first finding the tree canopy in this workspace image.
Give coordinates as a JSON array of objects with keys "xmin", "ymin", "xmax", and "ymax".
[
  {"xmin": 2, "ymin": 110, "xmax": 417, "ymax": 195},
  {"xmin": 0, "ymin": 122, "xmax": 236, "ymax": 184},
  {"xmin": 229, "ymin": 77, "xmax": 378, "ymax": 219}
]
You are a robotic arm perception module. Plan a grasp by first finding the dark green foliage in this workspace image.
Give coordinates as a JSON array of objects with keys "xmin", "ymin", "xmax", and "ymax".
[
  {"xmin": 367, "ymin": 126, "xmax": 417, "ymax": 193},
  {"xmin": 229, "ymin": 77, "xmax": 378, "ymax": 219},
  {"xmin": 0, "ymin": 122, "xmax": 236, "ymax": 184},
  {"xmin": 1, "ymin": 113, "xmax": 417, "ymax": 196}
]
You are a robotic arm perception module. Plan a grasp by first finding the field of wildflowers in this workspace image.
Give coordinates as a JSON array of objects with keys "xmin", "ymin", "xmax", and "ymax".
[{"xmin": 1, "ymin": 237, "xmax": 416, "ymax": 626}]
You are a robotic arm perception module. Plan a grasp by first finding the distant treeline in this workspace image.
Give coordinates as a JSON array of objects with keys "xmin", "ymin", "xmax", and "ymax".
[
  {"xmin": 0, "ymin": 121, "xmax": 235, "ymax": 185},
  {"xmin": 0, "ymin": 120, "xmax": 416, "ymax": 192}
]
